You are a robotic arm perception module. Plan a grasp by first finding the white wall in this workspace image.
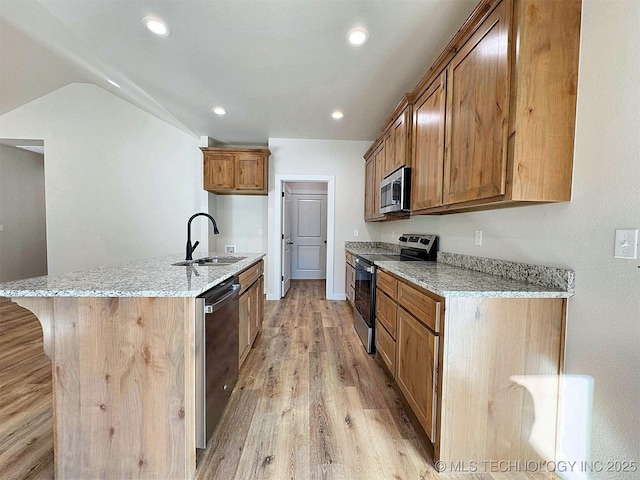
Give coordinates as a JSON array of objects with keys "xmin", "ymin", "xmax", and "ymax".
[
  {"xmin": 0, "ymin": 144, "xmax": 47, "ymax": 281},
  {"xmin": 371, "ymin": 1, "xmax": 640, "ymax": 474},
  {"xmin": 0, "ymin": 83, "xmax": 207, "ymax": 274},
  {"xmin": 266, "ymin": 138, "xmax": 372, "ymax": 299},
  {"xmin": 211, "ymin": 194, "xmax": 268, "ymax": 254}
]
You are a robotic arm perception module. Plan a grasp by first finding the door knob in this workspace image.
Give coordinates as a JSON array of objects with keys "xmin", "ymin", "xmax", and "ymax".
[{"xmin": 286, "ymin": 242, "xmax": 294, "ymax": 245}]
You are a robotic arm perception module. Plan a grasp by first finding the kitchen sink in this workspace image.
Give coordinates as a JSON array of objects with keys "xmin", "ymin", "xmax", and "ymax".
[{"xmin": 172, "ymin": 256, "xmax": 246, "ymax": 267}]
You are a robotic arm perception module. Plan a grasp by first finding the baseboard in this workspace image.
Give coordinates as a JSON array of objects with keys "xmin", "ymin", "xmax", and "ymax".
[{"xmin": 327, "ymin": 293, "xmax": 346, "ymax": 301}]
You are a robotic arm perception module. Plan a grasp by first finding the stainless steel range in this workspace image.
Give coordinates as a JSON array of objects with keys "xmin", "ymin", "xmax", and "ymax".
[{"xmin": 352, "ymin": 234, "xmax": 438, "ymax": 353}]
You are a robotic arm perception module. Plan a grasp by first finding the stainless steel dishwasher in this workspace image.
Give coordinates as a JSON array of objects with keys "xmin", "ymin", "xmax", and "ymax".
[{"xmin": 195, "ymin": 276, "xmax": 240, "ymax": 449}]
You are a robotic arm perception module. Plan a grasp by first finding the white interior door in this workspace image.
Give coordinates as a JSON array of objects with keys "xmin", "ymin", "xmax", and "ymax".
[
  {"xmin": 290, "ymin": 193, "xmax": 327, "ymax": 279},
  {"xmin": 281, "ymin": 184, "xmax": 292, "ymax": 297}
]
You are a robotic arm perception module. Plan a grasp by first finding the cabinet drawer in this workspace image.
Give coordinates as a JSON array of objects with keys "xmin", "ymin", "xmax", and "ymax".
[
  {"xmin": 377, "ymin": 269, "xmax": 397, "ymax": 300},
  {"xmin": 375, "ymin": 319, "xmax": 396, "ymax": 377},
  {"xmin": 239, "ymin": 260, "xmax": 263, "ymax": 294},
  {"xmin": 398, "ymin": 281, "xmax": 440, "ymax": 333},
  {"xmin": 346, "ymin": 252, "xmax": 355, "ymax": 267},
  {"xmin": 376, "ymin": 289, "xmax": 397, "ymax": 338}
]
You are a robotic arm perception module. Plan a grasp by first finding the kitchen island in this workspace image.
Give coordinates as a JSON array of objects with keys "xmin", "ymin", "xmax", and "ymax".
[{"xmin": 0, "ymin": 253, "xmax": 265, "ymax": 479}]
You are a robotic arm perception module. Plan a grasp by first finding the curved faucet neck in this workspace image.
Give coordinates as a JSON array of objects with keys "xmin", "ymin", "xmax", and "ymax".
[{"xmin": 186, "ymin": 212, "xmax": 220, "ymax": 260}]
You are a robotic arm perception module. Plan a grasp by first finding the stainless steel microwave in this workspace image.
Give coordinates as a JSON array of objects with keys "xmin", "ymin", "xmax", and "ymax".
[{"xmin": 380, "ymin": 166, "xmax": 411, "ymax": 214}]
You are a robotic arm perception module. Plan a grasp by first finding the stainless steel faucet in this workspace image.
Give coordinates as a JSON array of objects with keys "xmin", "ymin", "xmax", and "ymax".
[{"xmin": 186, "ymin": 212, "xmax": 219, "ymax": 260}]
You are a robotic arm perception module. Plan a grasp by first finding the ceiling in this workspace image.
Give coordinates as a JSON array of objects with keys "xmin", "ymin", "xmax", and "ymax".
[{"xmin": 0, "ymin": 0, "xmax": 478, "ymax": 144}]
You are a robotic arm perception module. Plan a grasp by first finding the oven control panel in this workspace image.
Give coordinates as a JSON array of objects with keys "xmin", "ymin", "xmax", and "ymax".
[{"xmin": 398, "ymin": 233, "xmax": 438, "ymax": 253}]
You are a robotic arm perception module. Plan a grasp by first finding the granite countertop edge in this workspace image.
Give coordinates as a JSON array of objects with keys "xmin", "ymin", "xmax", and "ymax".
[
  {"xmin": 345, "ymin": 244, "xmax": 573, "ymax": 299},
  {"xmin": 0, "ymin": 253, "xmax": 266, "ymax": 298}
]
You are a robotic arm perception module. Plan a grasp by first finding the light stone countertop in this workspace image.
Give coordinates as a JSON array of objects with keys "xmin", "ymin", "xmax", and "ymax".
[
  {"xmin": 345, "ymin": 245, "xmax": 573, "ymax": 298},
  {"xmin": 0, "ymin": 253, "xmax": 265, "ymax": 298}
]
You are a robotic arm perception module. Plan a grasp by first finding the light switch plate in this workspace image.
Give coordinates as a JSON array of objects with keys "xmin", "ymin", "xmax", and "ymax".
[
  {"xmin": 474, "ymin": 230, "xmax": 483, "ymax": 246},
  {"xmin": 614, "ymin": 229, "xmax": 638, "ymax": 259},
  {"xmin": 0, "ymin": 224, "xmax": 3, "ymax": 232},
  {"xmin": 354, "ymin": 229, "xmax": 359, "ymax": 238}
]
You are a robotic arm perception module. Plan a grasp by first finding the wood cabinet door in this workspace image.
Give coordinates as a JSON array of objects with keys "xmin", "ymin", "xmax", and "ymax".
[
  {"xmin": 390, "ymin": 107, "xmax": 409, "ymax": 174},
  {"xmin": 412, "ymin": 73, "xmax": 446, "ymax": 210},
  {"xmin": 373, "ymin": 144, "xmax": 385, "ymax": 219},
  {"xmin": 239, "ymin": 290, "xmax": 251, "ymax": 367},
  {"xmin": 248, "ymin": 279, "xmax": 261, "ymax": 344},
  {"xmin": 383, "ymin": 130, "xmax": 394, "ymax": 178},
  {"xmin": 444, "ymin": 1, "xmax": 510, "ymax": 205},
  {"xmin": 396, "ymin": 307, "xmax": 439, "ymax": 441},
  {"xmin": 364, "ymin": 156, "xmax": 376, "ymax": 220},
  {"xmin": 236, "ymin": 154, "xmax": 264, "ymax": 190},
  {"xmin": 204, "ymin": 153, "xmax": 235, "ymax": 190}
]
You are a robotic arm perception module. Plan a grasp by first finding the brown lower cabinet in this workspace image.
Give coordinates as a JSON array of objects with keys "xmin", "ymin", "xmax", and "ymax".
[
  {"xmin": 375, "ymin": 268, "xmax": 566, "ymax": 464},
  {"xmin": 345, "ymin": 252, "xmax": 355, "ymax": 304},
  {"xmin": 239, "ymin": 260, "xmax": 264, "ymax": 367}
]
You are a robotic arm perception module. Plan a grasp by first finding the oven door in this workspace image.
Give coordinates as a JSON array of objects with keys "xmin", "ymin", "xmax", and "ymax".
[{"xmin": 353, "ymin": 257, "xmax": 375, "ymax": 353}]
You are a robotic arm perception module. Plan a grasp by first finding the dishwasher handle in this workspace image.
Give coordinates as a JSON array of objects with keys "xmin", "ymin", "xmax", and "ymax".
[{"xmin": 204, "ymin": 284, "xmax": 240, "ymax": 314}]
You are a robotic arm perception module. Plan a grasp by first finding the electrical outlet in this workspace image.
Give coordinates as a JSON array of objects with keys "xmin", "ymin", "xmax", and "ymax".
[
  {"xmin": 614, "ymin": 229, "xmax": 638, "ymax": 259},
  {"xmin": 354, "ymin": 229, "xmax": 359, "ymax": 238},
  {"xmin": 225, "ymin": 245, "xmax": 236, "ymax": 253},
  {"xmin": 258, "ymin": 228, "xmax": 263, "ymax": 236},
  {"xmin": 474, "ymin": 230, "xmax": 483, "ymax": 246}
]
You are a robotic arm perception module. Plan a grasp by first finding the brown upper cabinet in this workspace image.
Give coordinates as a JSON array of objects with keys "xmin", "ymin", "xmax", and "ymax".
[
  {"xmin": 363, "ymin": 140, "xmax": 387, "ymax": 221},
  {"xmin": 411, "ymin": 72, "xmax": 447, "ymax": 211},
  {"xmin": 367, "ymin": 0, "xmax": 582, "ymax": 216},
  {"xmin": 201, "ymin": 147, "xmax": 271, "ymax": 195},
  {"xmin": 363, "ymin": 96, "xmax": 412, "ymax": 222}
]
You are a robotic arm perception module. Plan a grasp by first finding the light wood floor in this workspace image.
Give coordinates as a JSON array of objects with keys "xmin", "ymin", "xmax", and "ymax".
[
  {"xmin": 0, "ymin": 298, "xmax": 54, "ymax": 480},
  {"xmin": 1, "ymin": 285, "xmax": 556, "ymax": 479}
]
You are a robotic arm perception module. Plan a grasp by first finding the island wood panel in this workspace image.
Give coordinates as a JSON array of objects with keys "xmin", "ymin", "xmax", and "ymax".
[
  {"xmin": 411, "ymin": 72, "xmax": 446, "ymax": 211},
  {"xmin": 437, "ymin": 296, "xmax": 564, "ymax": 463},
  {"xmin": 443, "ymin": 0, "xmax": 510, "ymax": 205},
  {"xmin": 507, "ymin": 0, "xmax": 581, "ymax": 201},
  {"xmin": 36, "ymin": 296, "xmax": 196, "ymax": 479}
]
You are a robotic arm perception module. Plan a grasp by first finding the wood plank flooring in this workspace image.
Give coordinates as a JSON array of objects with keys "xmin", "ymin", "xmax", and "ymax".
[
  {"xmin": 0, "ymin": 298, "xmax": 54, "ymax": 480},
  {"xmin": 1, "ymin": 285, "xmax": 556, "ymax": 479}
]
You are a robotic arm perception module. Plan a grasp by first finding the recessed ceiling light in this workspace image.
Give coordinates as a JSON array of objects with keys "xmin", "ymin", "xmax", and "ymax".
[
  {"xmin": 107, "ymin": 79, "xmax": 121, "ymax": 89},
  {"xmin": 332, "ymin": 111, "xmax": 344, "ymax": 120},
  {"xmin": 347, "ymin": 27, "xmax": 369, "ymax": 46},
  {"xmin": 212, "ymin": 106, "xmax": 227, "ymax": 115},
  {"xmin": 143, "ymin": 17, "xmax": 171, "ymax": 37}
]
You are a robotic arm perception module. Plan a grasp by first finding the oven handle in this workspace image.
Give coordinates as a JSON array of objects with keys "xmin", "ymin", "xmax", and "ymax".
[{"xmin": 354, "ymin": 257, "xmax": 375, "ymax": 274}]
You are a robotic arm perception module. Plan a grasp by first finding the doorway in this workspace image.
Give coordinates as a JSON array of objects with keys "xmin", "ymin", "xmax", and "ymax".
[
  {"xmin": 0, "ymin": 139, "xmax": 48, "ymax": 282},
  {"xmin": 288, "ymin": 183, "xmax": 327, "ymax": 282},
  {"xmin": 273, "ymin": 174, "xmax": 336, "ymax": 300}
]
